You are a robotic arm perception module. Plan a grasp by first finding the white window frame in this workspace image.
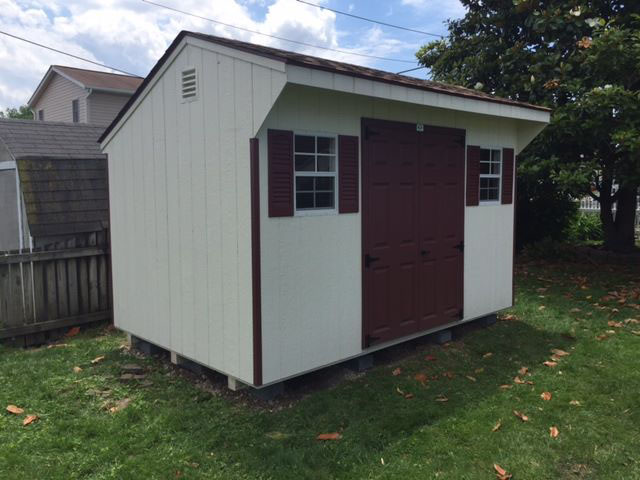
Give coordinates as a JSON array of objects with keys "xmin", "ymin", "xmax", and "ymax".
[
  {"xmin": 479, "ymin": 146, "xmax": 502, "ymax": 205},
  {"xmin": 293, "ymin": 131, "xmax": 339, "ymax": 216}
]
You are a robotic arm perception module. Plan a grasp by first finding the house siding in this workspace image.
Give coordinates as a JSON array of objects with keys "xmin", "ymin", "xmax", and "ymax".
[
  {"xmin": 31, "ymin": 73, "xmax": 88, "ymax": 123},
  {"xmin": 103, "ymin": 42, "xmax": 286, "ymax": 385},
  {"xmin": 87, "ymin": 92, "xmax": 132, "ymax": 126},
  {"xmin": 257, "ymin": 83, "xmax": 519, "ymax": 385}
]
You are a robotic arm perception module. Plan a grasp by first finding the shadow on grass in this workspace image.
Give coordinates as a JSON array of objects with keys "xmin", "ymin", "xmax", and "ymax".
[{"xmin": 138, "ymin": 318, "xmax": 576, "ymax": 479}]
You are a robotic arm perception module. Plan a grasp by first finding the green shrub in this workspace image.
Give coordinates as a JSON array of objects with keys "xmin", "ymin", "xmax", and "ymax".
[{"xmin": 568, "ymin": 211, "xmax": 603, "ymax": 244}]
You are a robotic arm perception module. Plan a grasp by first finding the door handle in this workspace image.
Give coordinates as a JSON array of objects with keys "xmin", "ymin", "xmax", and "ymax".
[{"xmin": 364, "ymin": 254, "xmax": 380, "ymax": 268}]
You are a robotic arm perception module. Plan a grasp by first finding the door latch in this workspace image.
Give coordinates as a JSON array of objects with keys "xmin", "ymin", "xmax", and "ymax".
[{"xmin": 365, "ymin": 254, "xmax": 380, "ymax": 268}]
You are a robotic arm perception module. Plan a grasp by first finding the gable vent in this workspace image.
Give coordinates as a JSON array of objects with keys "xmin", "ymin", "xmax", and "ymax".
[{"xmin": 181, "ymin": 68, "xmax": 197, "ymax": 101}]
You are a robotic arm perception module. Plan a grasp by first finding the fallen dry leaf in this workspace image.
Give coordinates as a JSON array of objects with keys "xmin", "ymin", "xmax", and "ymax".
[
  {"xmin": 23, "ymin": 415, "xmax": 38, "ymax": 426},
  {"xmin": 404, "ymin": 393, "xmax": 414, "ymax": 400},
  {"xmin": 424, "ymin": 354, "xmax": 437, "ymax": 362},
  {"xmin": 502, "ymin": 314, "xmax": 517, "ymax": 321},
  {"xmin": 91, "ymin": 356, "xmax": 106, "ymax": 365},
  {"xmin": 6, "ymin": 405, "xmax": 24, "ymax": 415},
  {"xmin": 466, "ymin": 375, "xmax": 477, "ymax": 382},
  {"xmin": 624, "ymin": 318, "xmax": 639, "ymax": 325},
  {"xmin": 442, "ymin": 371, "xmax": 455, "ymax": 379},
  {"xmin": 396, "ymin": 387, "xmax": 405, "ymax": 396},
  {"xmin": 414, "ymin": 373, "xmax": 428, "ymax": 385},
  {"xmin": 483, "ymin": 352, "xmax": 493, "ymax": 359},
  {"xmin": 608, "ymin": 321, "xmax": 623, "ymax": 328},
  {"xmin": 73, "ymin": 366, "xmax": 83, "ymax": 373},
  {"xmin": 494, "ymin": 463, "xmax": 512, "ymax": 480},
  {"xmin": 514, "ymin": 376, "xmax": 525, "ymax": 385},
  {"xmin": 513, "ymin": 410, "xmax": 529, "ymax": 422},
  {"xmin": 65, "ymin": 327, "xmax": 81, "ymax": 337},
  {"xmin": 475, "ymin": 368, "xmax": 485, "ymax": 374},
  {"xmin": 632, "ymin": 330, "xmax": 640, "ymax": 336},
  {"xmin": 518, "ymin": 366, "xmax": 529, "ymax": 376},
  {"xmin": 499, "ymin": 384, "xmax": 513, "ymax": 390},
  {"xmin": 108, "ymin": 398, "xmax": 131, "ymax": 414},
  {"xmin": 596, "ymin": 333, "xmax": 610, "ymax": 341},
  {"xmin": 550, "ymin": 426, "xmax": 559, "ymax": 438},
  {"xmin": 316, "ymin": 433, "xmax": 342, "ymax": 441},
  {"xmin": 435, "ymin": 395, "xmax": 448, "ymax": 402},
  {"xmin": 540, "ymin": 392, "xmax": 552, "ymax": 401},
  {"xmin": 551, "ymin": 348, "xmax": 570, "ymax": 357},
  {"xmin": 570, "ymin": 308, "xmax": 581, "ymax": 313},
  {"xmin": 543, "ymin": 361, "xmax": 558, "ymax": 368},
  {"xmin": 392, "ymin": 368, "xmax": 402, "ymax": 376},
  {"xmin": 570, "ymin": 400, "xmax": 582, "ymax": 406},
  {"xmin": 492, "ymin": 420, "xmax": 502, "ymax": 432},
  {"xmin": 538, "ymin": 305, "xmax": 546, "ymax": 311}
]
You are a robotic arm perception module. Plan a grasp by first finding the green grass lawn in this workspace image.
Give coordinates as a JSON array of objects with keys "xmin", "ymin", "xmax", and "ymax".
[{"xmin": 1, "ymin": 259, "xmax": 639, "ymax": 479}]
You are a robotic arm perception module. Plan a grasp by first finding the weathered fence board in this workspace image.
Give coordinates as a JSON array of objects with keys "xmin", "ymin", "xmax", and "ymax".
[{"xmin": 0, "ymin": 241, "xmax": 111, "ymax": 342}]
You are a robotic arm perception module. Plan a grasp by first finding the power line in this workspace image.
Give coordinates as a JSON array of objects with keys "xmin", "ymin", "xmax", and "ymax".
[
  {"xmin": 396, "ymin": 65, "xmax": 427, "ymax": 75},
  {"xmin": 296, "ymin": 0, "xmax": 444, "ymax": 38},
  {"xmin": 0, "ymin": 30, "xmax": 141, "ymax": 77},
  {"xmin": 141, "ymin": 0, "xmax": 417, "ymax": 64}
]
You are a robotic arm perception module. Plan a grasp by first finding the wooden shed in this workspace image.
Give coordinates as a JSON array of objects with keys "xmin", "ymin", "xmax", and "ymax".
[{"xmin": 99, "ymin": 31, "xmax": 550, "ymax": 391}]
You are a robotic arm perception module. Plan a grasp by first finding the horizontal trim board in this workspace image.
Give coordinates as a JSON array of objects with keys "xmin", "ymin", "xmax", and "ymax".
[
  {"xmin": 0, "ymin": 246, "xmax": 109, "ymax": 265},
  {"xmin": 0, "ymin": 310, "xmax": 112, "ymax": 340}
]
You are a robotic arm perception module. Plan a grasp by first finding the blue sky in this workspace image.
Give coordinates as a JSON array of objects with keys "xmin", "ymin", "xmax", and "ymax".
[{"xmin": 0, "ymin": 0, "xmax": 466, "ymax": 110}]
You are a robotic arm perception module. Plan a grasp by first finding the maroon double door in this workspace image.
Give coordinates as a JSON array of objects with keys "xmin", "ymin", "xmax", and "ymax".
[{"xmin": 361, "ymin": 118, "xmax": 465, "ymax": 348}]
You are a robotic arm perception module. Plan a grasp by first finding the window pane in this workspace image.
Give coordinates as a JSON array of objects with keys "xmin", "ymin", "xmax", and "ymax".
[
  {"xmin": 480, "ymin": 177, "xmax": 500, "ymax": 189},
  {"xmin": 295, "ymin": 154, "xmax": 315, "ymax": 172},
  {"xmin": 315, "ymin": 192, "xmax": 334, "ymax": 208},
  {"xmin": 480, "ymin": 148, "xmax": 490, "ymax": 162},
  {"xmin": 315, "ymin": 177, "xmax": 334, "ymax": 191},
  {"xmin": 317, "ymin": 137, "xmax": 335, "ymax": 154},
  {"xmin": 296, "ymin": 177, "xmax": 314, "ymax": 191},
  {"xmin": 317, "ymin": 156, "xmax": 336, "ymax": 172},
  {"xmin": 491, "ymin": 149, "xmax": 501, "ymax": 163},
  {"xmin": 296, "ymin": 192, "xmax": 314, "ymax": 209},
  {"xmin": 295, "ymin": 135, "xmax": 315, "ymax": 153},
  {"xmin": 480, "ymin": 161, "xmax": 491, "ymax": 174}
]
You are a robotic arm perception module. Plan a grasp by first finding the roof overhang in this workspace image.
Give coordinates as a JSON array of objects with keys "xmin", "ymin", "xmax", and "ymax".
[{"xmin": 99, "ymin": 30, "xmax": 551, "ymax": 147}]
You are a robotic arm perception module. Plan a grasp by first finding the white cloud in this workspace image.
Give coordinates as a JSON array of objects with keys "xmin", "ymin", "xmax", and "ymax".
[
  {"xmin": 401, "ymin": 0, "xmax": 466, "ymax": 18},
  {"xmin": 0, "ymin": 0, "xmax": 416, "ymax": 110}
]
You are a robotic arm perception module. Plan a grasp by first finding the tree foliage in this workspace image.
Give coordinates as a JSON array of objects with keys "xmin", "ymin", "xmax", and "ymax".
[
  {"xmin": 0, "ymin": 105, "xmax": 33, "ymax": 120},
  {"xmin": 418, "ymin": 1, "xmax": 640, "ymax": 251}
]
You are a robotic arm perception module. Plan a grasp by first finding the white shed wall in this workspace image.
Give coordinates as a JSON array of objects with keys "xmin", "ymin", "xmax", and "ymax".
[
  {"xmin": 31, "ymin": 73, "xmax": 88, "ymax": 123},
  {"xmin": 258, "ymin": 84, "xmax": 521, "ymax": 384},
  {"xmin": 104, "ymin": 42, "xmax": 286, "ymax": 384}
]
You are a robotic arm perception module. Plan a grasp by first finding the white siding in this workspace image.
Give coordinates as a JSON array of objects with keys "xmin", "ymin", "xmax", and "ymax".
[
  {"xmin": 103, "ymin": 42, "xmax": 286, "ymax": 384},
  {"xmin": 87, "ymin": 92, "xmax": 131, "ymax": 125},
  {"xmin": 258, "ymin": 84, "xmax": 528, "ymax": 384},
  {"xmin": 31, "ymin": 73, "xmax": 87, "ymax": 123}
]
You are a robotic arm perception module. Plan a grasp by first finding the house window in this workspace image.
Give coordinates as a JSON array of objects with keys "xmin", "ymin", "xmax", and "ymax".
[
  {"xmin": 479, "ymin": 148, "xmax": 501, "ymax": 202},
  {"xmin": 38, "ymin": 109, "xmax": 44, "ymax": 121},
  {"xmin": 294, "ymin": 134, "xmax": 337, "ymax": 212},
  {"xmin": 72, "ymin": 99, "xmax": 79, "ymax": 123}
]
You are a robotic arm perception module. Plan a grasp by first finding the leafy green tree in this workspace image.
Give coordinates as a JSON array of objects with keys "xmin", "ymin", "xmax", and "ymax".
[
  {"xmin": 0, "ymin": 105, "xmax": 33, "ymax": 120},
  {"xmin": 417, "ymin": 1, "xmax": 640, "ymax": 252}
]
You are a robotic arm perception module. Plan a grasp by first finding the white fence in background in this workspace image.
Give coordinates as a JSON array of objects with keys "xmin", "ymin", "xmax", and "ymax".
[{"xmin": 578, "ymin": 195, "xmax": 640, "ymax": 227}]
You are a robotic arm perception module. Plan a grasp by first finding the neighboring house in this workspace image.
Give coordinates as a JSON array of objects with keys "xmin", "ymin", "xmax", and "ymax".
[
  {"xmin": 0, "ymin": 119, "xmax": 108, "ymax": 252},
  {"xmin": 100, "ymin": 31, "xmax": 550, "ymax": 393},
  {"xmin": 27, "ymin": 65, "xmax": 143, "ymax": 125}
]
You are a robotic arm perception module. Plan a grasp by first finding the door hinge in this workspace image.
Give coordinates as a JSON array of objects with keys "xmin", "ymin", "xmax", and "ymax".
[
  {"xmin": 454, "ymin": 241, "xmax": 464, "ymax": 252},
  {"xmin": 364, "ymin": 126, "xmax": 379, "ymax": 140},
  {"xmin": 364, "ymin": 334, "xmax": 381, "ymax": 348},
  {"xmin": 364, "ymin": 253, "xmax": 380, "ymax": 268}
]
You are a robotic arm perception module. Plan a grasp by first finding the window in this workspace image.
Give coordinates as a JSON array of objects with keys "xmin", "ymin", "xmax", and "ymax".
[
  {"xmin": 181, "ymin": 68, "xmax": 197, "ymax": 101},
  {"xmin": 479, "ymin": 148, "xmax": 501, "ymax": 202},
  {"xmin": 72, "ymin": 99, "xmax": 79, "ymax": 123},
  {"xmin": 37, "ymin": 109, "xmax": 44, "ymax": 121},
  {"xmin": 294, "ymin": 134, "xmax": 337, "ymax": 212}
]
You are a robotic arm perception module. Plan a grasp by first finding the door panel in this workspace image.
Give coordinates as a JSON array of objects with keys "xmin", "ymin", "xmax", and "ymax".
[{"xmin": 362, "ymin": 119, "xmax": 465, "ymax": 347}]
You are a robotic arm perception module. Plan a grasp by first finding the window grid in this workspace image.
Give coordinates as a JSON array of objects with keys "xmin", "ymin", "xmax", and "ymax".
[
  {"xmin": 294, "ymin": 134, "xmax": 338, "ymax": 212},
  {"xmin": 479, "ymin": 148, "xmax": 502, "ymax": 203}
]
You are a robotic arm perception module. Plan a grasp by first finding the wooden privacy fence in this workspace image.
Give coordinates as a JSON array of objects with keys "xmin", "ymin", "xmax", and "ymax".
[{"xmin": 0, "ymin": 235, "xmax": 111, "ymax": 342}]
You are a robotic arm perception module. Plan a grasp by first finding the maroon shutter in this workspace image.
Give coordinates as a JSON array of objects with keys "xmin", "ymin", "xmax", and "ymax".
[
  {"xmin": 338, "ymin": 135, "xmax": 359, "ymax": 213},
  {"xmin": 466, "ymin": 145, "xmax": 480, "ymax": 206},
  {"xmin": 502, "ymin": 147, "xmax": 514, "ymax": 204},
  {"xmin": 268, "ymin": 129, "xmax": 294, "ymax": 217}
]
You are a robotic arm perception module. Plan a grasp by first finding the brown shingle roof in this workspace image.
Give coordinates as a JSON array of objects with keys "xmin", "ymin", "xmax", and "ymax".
[
  {"xmin": 54, "ymin": 65, "xmax": 143, "ymax": 92},
  {"xmin": 100, "ymin": 31, "xmax": 550, "ymax": 143}
]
